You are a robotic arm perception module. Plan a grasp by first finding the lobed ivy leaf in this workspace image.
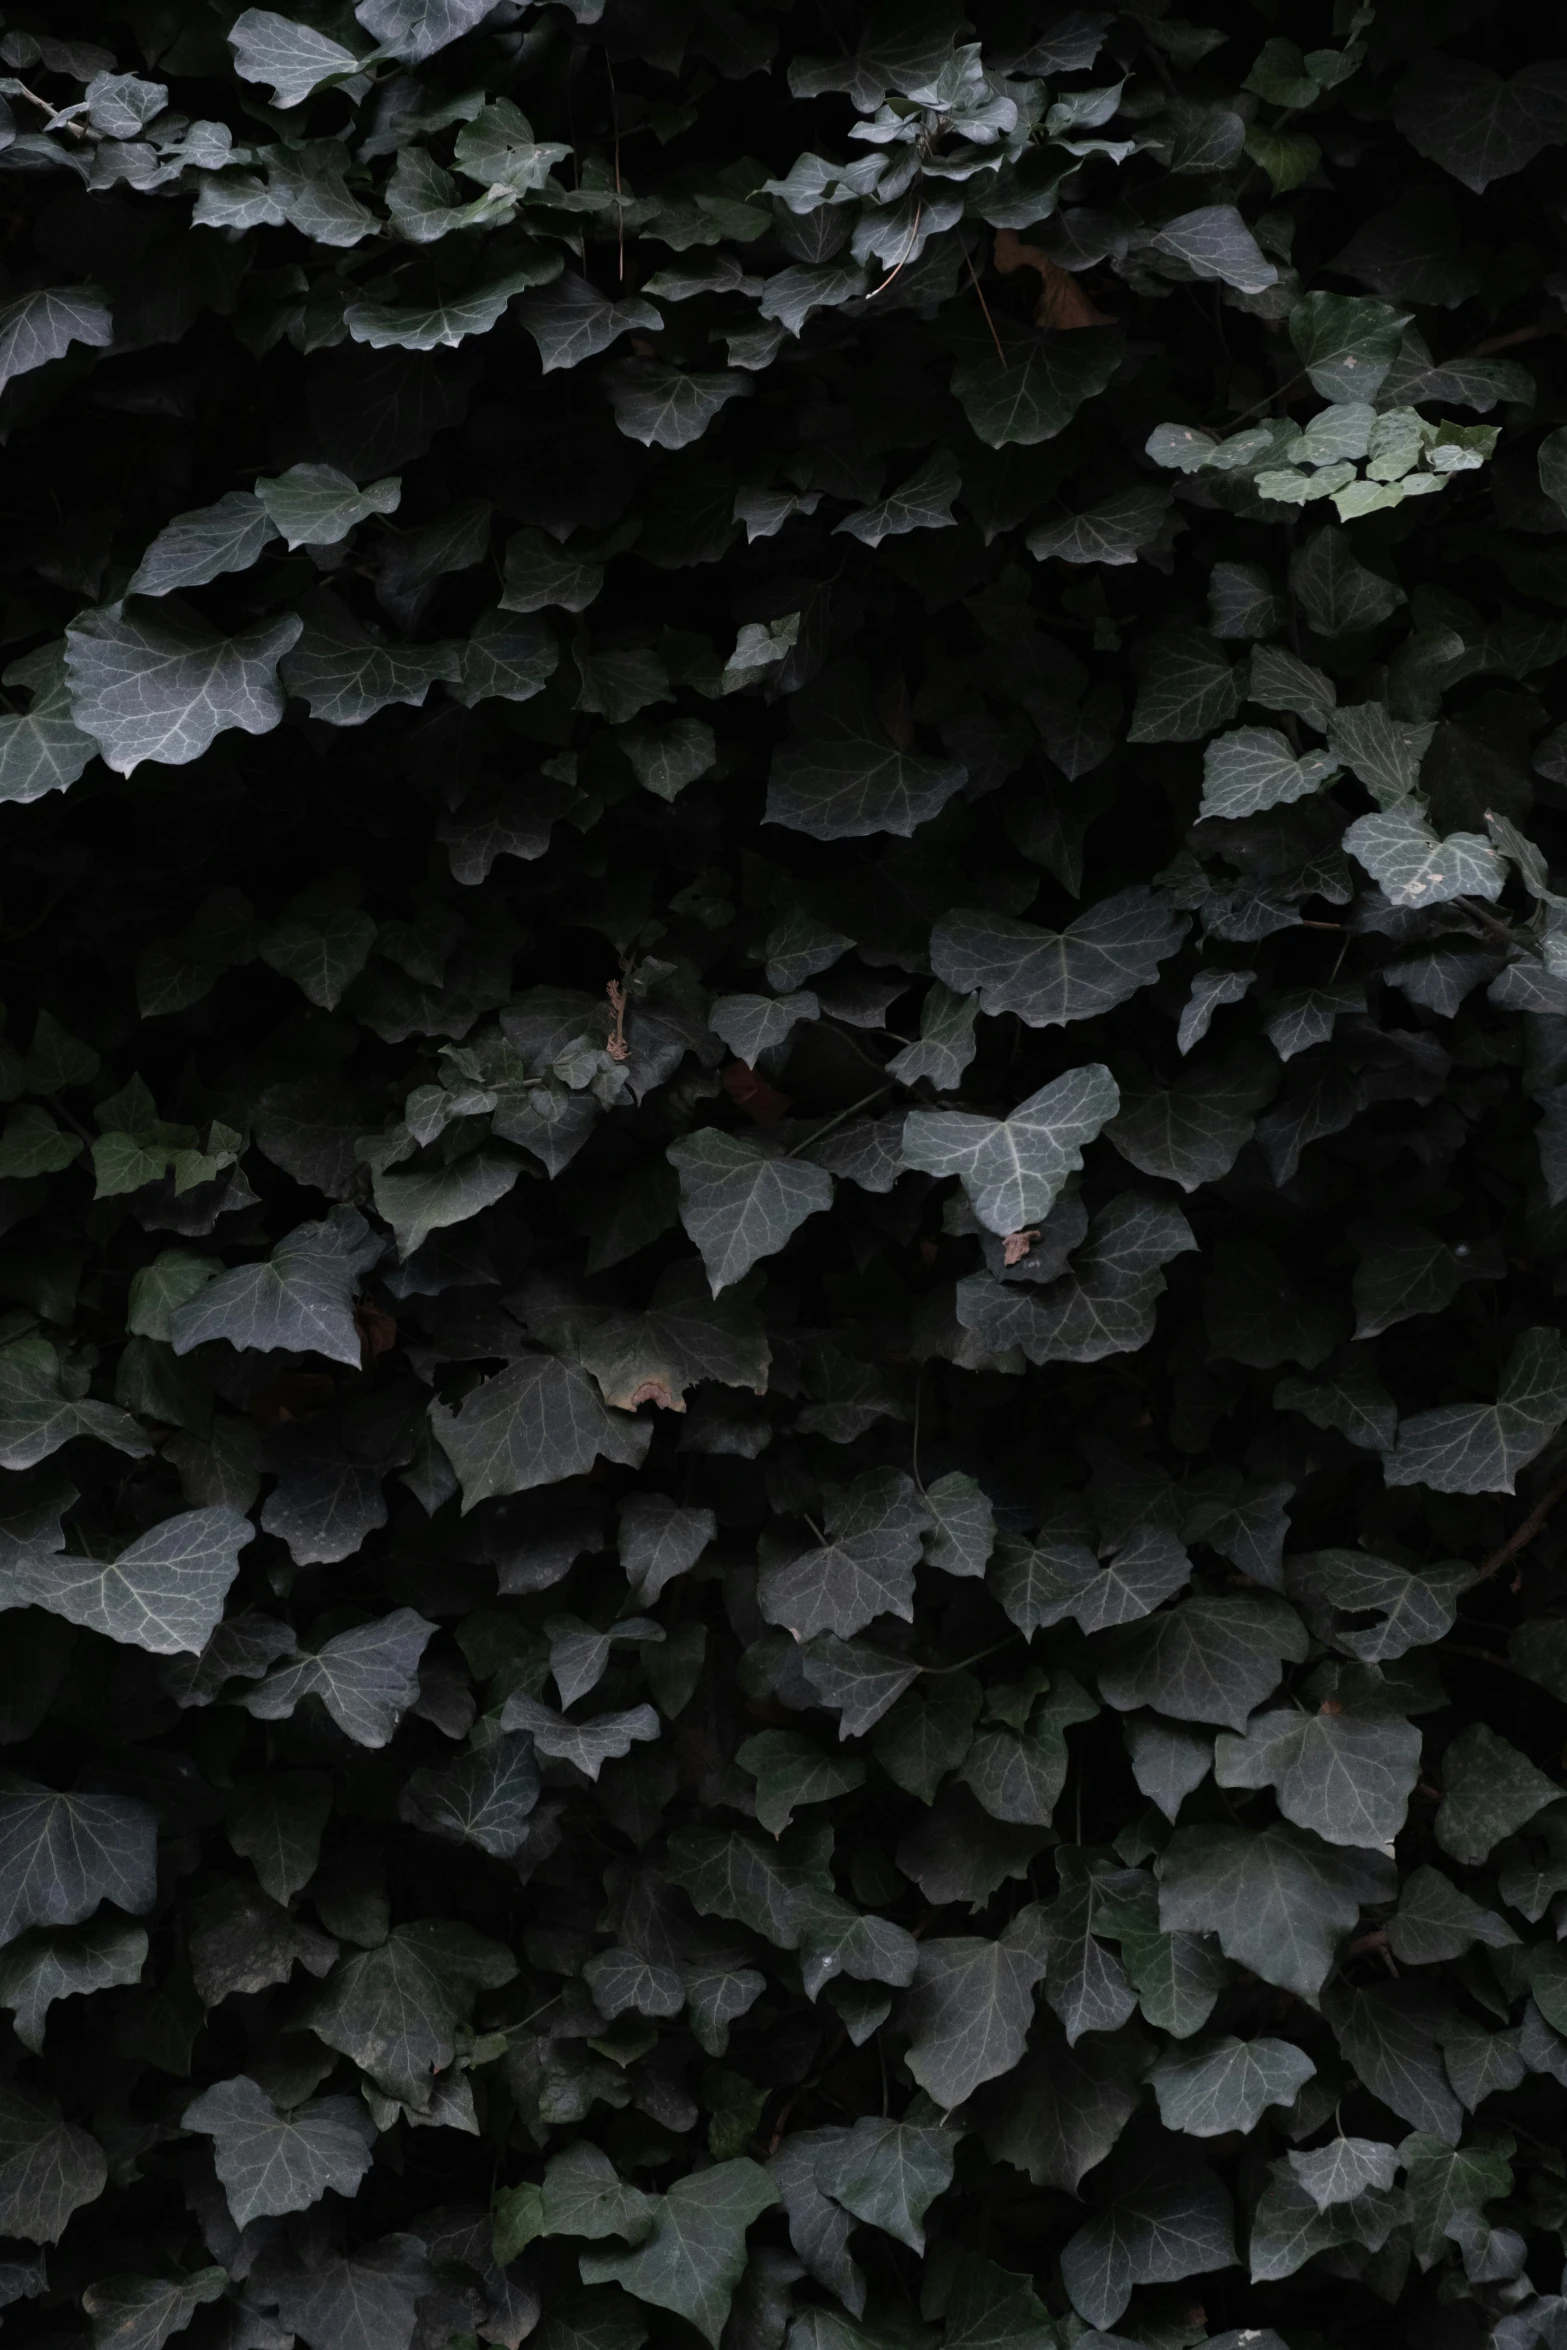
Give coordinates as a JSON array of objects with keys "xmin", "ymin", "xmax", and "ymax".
[
  {"xmin": 931, "ymin": 890, "xmax": 1187, "ymax": 1028},
  {"xmin": 126, "ymin": 493, "xmax": 277, "ymax": 598},
  {"xmin": 1214, "ymin": 1705, "xmax": 1422, "ymax": 1848},
  {"xmin": 1384, "ymin": 1326, "xmax": 1567, "ymax": 1493},
  {"xmin": 0, "ymin": 286, "xmax": 113, "ymax": 396},
  {"xmin": 758, "ymin": 1470, "xmax": 927, "ymax": 1642},
  {"xmin": 64, "ymin": 602, "xmax": 304, "ymax": 775},
  {"xmin": 579, "ymin": 2160, "xmax": 779, "ymax": 2346},
  {"xmin": 1158, "ymin": 1822, "xmax": 1394, "ymax": 1996},
  {"xmin": 901, "ymin": 1911, "xmax": 1050, "ymax": 2110},
  {"xmin": 169, "ymin": 1207, "xmax": 382, "ymax": 1366},
  {"xmin": 0, "ymin": 1782, "xmax": 158, "ymax": 1948},
  {"xmin": 901, "ymin": 1064, "xmax": 1119, "ymax": 1235},
  {"xmin": 667, "ymin": 1130, "xmax": 833, "ymax": 1295},
  {"xmin": 244, "ymin": 1609, "xmax": 436, "ymax": 1747},
  {"xmin": 0, "ymin": 2084, "xmax": 106, "ymax": 2243},
  {"xmin": 1149, "ymin": 2034, "xmax": 1315, "ymax": 2137},
  {"xmin": 813, "ymin": 2117, "xmax": 956, "ymax": 2255},
  {"xmin": 183, "ymin": 2075, "xmax": 377, "ymax": 2227},
  {"xmin": 767, "ymin": 664, "xmax": 967, "ymax": 841},
  {"xmin": 0, "ymin": 1915, "xmax": 148, "ymax": 2054},
  {"xmin": 0, "ymin": 1505, "xmax": 252, "ymax": 1656},
  {"xmin": 255, "ymin": 464, "xmax": 402, "ymax": 551}
]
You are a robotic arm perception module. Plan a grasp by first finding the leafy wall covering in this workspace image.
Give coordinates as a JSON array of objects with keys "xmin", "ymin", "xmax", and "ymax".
[{"xmin": 0, "ymin": 3, "xmax": 1565, "ymax": 2348}]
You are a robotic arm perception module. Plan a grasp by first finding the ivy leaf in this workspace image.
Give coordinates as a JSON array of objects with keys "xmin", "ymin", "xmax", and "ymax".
[
  {"xmin": 64, "ymin": 601, "xmax": 304, "ymax": 775},
  {"xmin": 373, "ymin": 1150, "xmax": 521, "ymax": 1259},
  {"xmin": 969, "ymin": 2028, "xmax": 1147, "ymax": 2192},
  {"xmin": 0, "ymin": 1916, "xmax": 148, "ymax": 2054},
  {"xmin": 281, "ymin": 593, "xmax": 462, "ymax": 725},
  {"xmin": 398, "ymin": 1732, "xmax": 540, "ymax": 1857},
  {"xmin": 1287, "ymin": 2137, "xmax": 1401, "ymax": 2210},
  {"xmin": 1128, "ymin": 630, "xmax": 1247, "ymax": 743},
  {"xmin": 931, "ymin": 890, "xmax": 1187, "ymax": 1027},
  {"xmin": 228, "ymin": 10, "xmax": 366, "ymax": 106},
  {"xmin": 1059, "ymin": 2135, "xmax": 1236, "ymax": 2333},
  {"xmin": 0, "ymin": 644, "xmax": 98, "ymax": 805},
  {"xmin": 1384, "ymin": 1327, "xmax": 1567, "ymax": 1493},
  {"xmin": 1096, "ymin": 1594, "xmax": 1309, "ymax": 1729},
  {"xmin": 738, "ymin": 1730, "xmax": 864, "ymax": 1835},
  {"xmin": 1158, "ymin": 1822, "xmax": 1393, "ymax": 1996},
  {"xmin": 254, "ymin": 464, "xmax": 402, "ymax": 550},
  {"xmin": 709, "ymin": 991, "xmax": 820, "ymax": 1065},
  {"xmin": 921, "ymin": 1471, "xmax": 995, "ymax": 1580},
  {"xmin": 901, "ymin": 1911, "xmax": 1050, "ymax": 2109},
  {"xmin": 1149, "ymin": 2035, "xmax": 1315, "ymax": 2136},
  {"xmin": 1313, "ymin": 1551, "xmax": 1474, "ymax": 1662},
  {"xmin": 0, "ymin": 2084, "xmax": 106, "ymax": 2243},
  {"xmin": 0, "ymin": 1506, "xmax": 253, "ymax": 1656},
  {"xmin": 1246, "ymin": 2165, "xmax": 1402, "ymax": 2285},
  {"xmin": 1149, "ymin": 204, "xmax": 1277, "ymax": 291},
  {"xmin": 353, "ymin": 0, "xmax": 495, "ymax": 63},
  {"xmin": 579, "ymin": 2159, "xmax": 779, "ymax": 2346},
  {"xmin": 182, "ymin": 2075, "xmax": 377, "ymax": 2227},
  {"xmin": 1343, "ymin": 806, "xmax": 1505, "ymax": 908},
  {"xmin": 126, "ymin": 493, "xmax": 277, "ymax": 598},
  {"xmin": 1331, "ymin": 1983, "xmax": 1462, "ymax": 2141},
  {"xmin": 901, "ymin": 1064, "xmax": 1119, "ymax": 1234},
  {"xmin": 0, "ymin": 286, "xmax": 113, "ymax": 396},
  {"xmin": 542, "ymin": 2142, "xmax": 657, "ymax": 2241},
  {"xmin": 766, "ymin": 664, "xmax": 967, "ymax": 840},
  {"xmin": 1027, "ymin": 485, "xmax": 1172, "ymax": 568},
  {"xmin": 604, "ymin": 363, "xmax": 752, "ymax": 451},
  {"xmin": 667, "ymin": 1130, "xmax": 833, "ymax": 1294},
  {"xmin": 1199, "ymin": 727, "xmax": 1339, "ymax": 820},
  {"xmin": 0, "ymin": 1341, "xmax": 149, "ymax": 1472},
  {"xmin": 1288, "ymin": 293, "xmax": 1413, "ymax": 402},
  {"xmin": 431, "ymin": 1353, "xmax": 651, "ymax": 1510},
  {"xmin": 951, "ymin": 328, "xmax": 1122, "ymax": 450},
  {"xmin": 1434, "ymin": 1723, "xmax": 1561, "ymax": 1865},
  {"xmin": 800, "ymin": 1637, "xmax": 921, "ymax": 1737},
  {"xmin": 345, "ymin": 265, "xmax": 556, "ymax": 352},
  {"xmin": 517, "ymin": 273, "xmax": 663, "ymax": 372},
  {"xmin": 836, "ymin": 453, "xmax": 962, "ymax": 548},
  {"xmin": 0, "ymin": 1781, "xmax": 157, "ymax": 1947},
  {"xmin": 81, "ymin": 2269, "xmax": 225, "ymax": 2350},
  {"xmin": 168, "ymin": 1207, "xmax": 382, "ymax": 1367},
  {"xmin": 620, "ymin": 1495, "xmax": 717, "ymax": 1603},
  {"xmin": 1289, "ymin": 527, "xmax": 1404, "ymax": 637},
  {"xmin": 1214, "ymin": 1706, "xmax": 1423, "ymax": 1848},
  {"xmin": 1177, "ymin": 967, "xmax": 1255, "ymax": 1056},
  {"xmin": 500, "ymin": 1695, "xmax": 660, "ymax": 1780},
  {"xmin": 306, "ymin": 1919, "xmax": 514, "ymax": 2104},
  {"xmin": 758, "ymin": 1470, "xmax": 927, "ymax": 1641},
  {"xmin": 1394, "ymin": 54, "xmax": 1567, "ymax": 193},
  {"xmin": 813, "ymin": 2117, "xmax": 956, "ymax": 2254},
  {"xmin": 250, "ymin": 2235, "xmax": 432, "ymax": 2350},
  {"xmin": 244, "ymin": 1608, "xmax": 436, "ymax": 1747},
  {"xmin": 957, "ymin": 1193, "xmax": 1196, "ymax": 1366},
  {"xmin": 1324, "ymin": 704, "xmax": 1433, "ymax": 807},
  {"xmin": 1106, "ymin": 1043, "xmax": 1276, "ymax": 1192},
  {"xmin": 225, "ymin": 1773, "xmax": 331, "ymax": 1905},
  {"xmin": 887, "ymin": 984, "xmax": 978, "ymax": 1091}
]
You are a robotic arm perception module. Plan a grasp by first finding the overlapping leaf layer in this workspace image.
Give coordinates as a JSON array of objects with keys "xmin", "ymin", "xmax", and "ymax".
[{"xmin": 0, "ymin": 3, "xmax": 1566, "ymax": 2348}]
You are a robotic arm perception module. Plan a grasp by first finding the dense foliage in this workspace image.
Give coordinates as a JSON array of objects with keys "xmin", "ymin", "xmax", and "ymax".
[{"xmin": 4, "ymin": 2, "xmax": 1567, "ymax": 2347}]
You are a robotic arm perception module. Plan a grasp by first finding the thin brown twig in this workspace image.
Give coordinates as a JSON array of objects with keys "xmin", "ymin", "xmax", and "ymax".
[
  {"xmin": 961, "ymin": 239, "xmax": 1006, "ymax": 365},
  {"xmin": 867, "ymin": 201, "xmax": 923, "ymax": 301},
  {"xmin": 11, "ymin": 83, "xmax": 90, "ymax": 137},
  {"xmin": 1465, "ymin": 322, "xmax": 1558, "ymax": 358},
  {"xmin": 1478, "ymin": 1463, "xmax": 1567, "ymax": 1581}
]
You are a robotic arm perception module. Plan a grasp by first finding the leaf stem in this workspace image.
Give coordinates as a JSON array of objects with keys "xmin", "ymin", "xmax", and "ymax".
[{"xmin": 785, "ymin": 1083, "xmax": 894, "ymax": 1157}]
